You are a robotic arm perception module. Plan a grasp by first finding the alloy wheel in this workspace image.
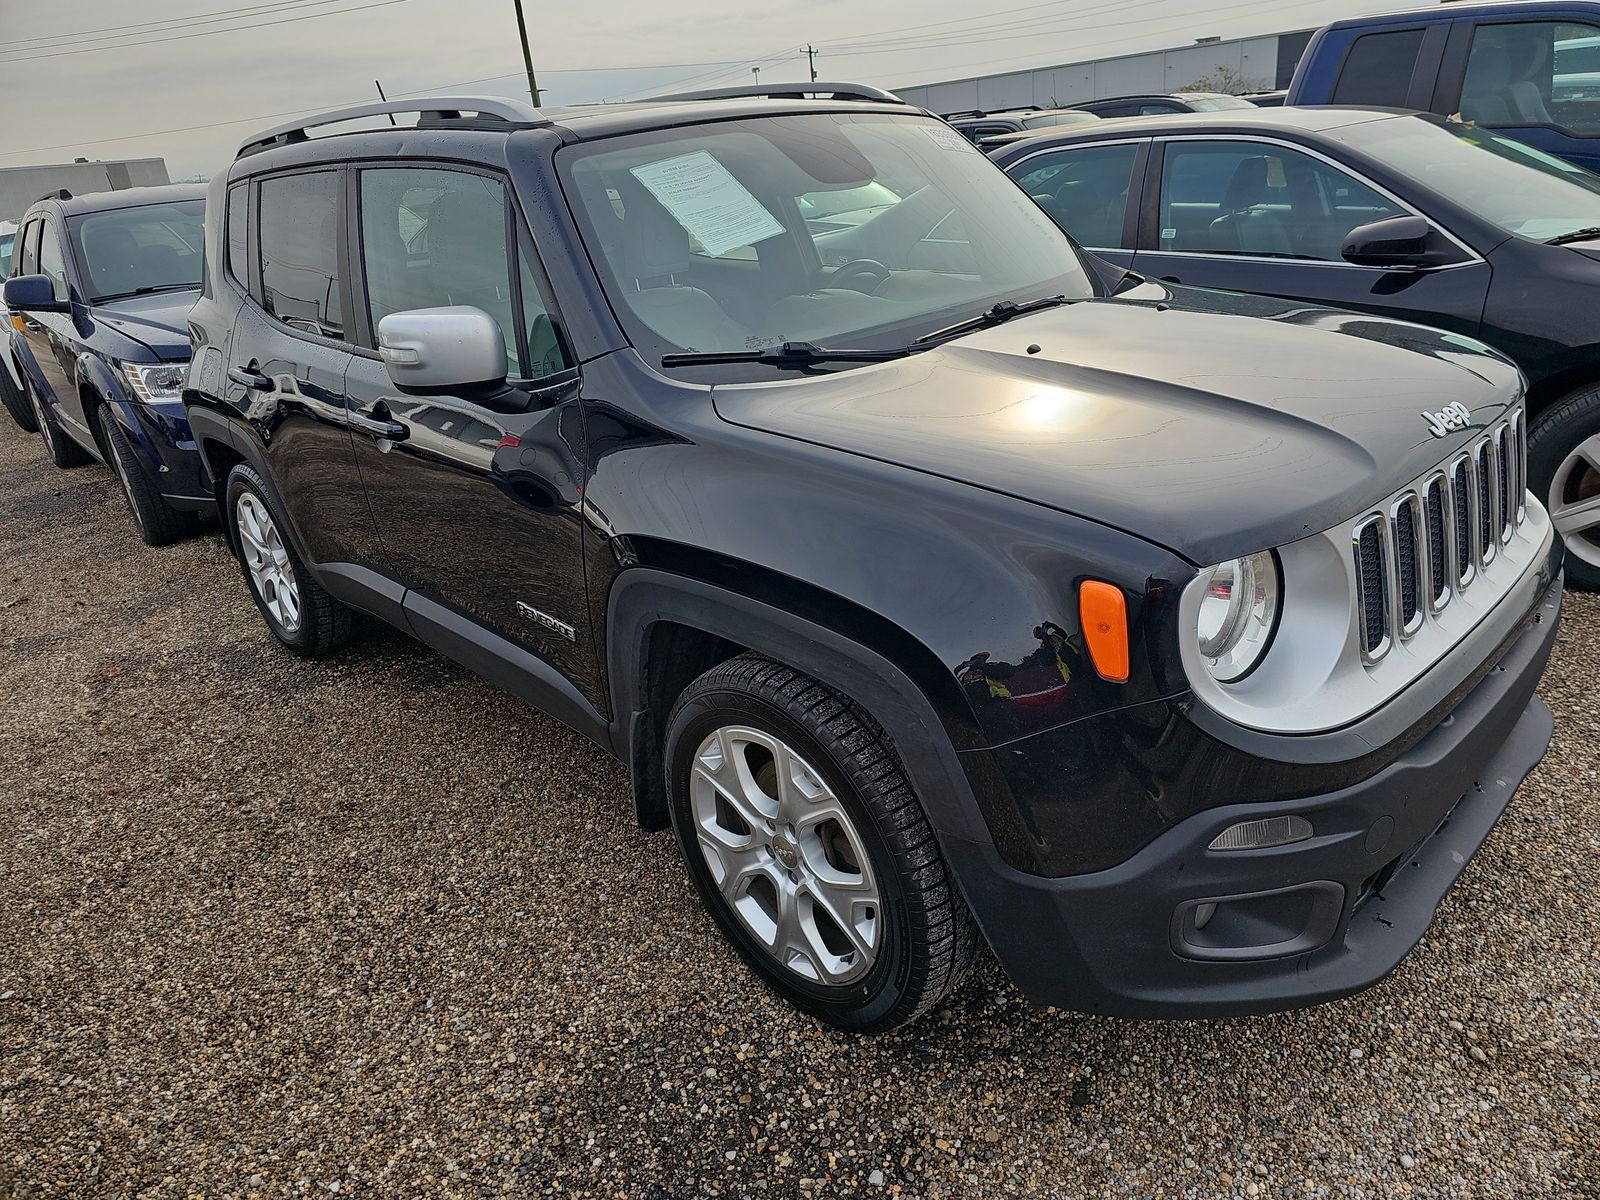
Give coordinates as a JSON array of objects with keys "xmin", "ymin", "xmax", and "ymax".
[
  {"xmin": 235, "ymin": 492, "xmax": 302, "ymax": 632},
  {"xmin": 1548, "ymin": 433, "xmax": 1600, "ymax": 569},
  {"xmin": 31, "ymin": 389, "xmax": 55, "ymax": 458},
  {"xmin": 689, "ymin": 725, "xmax": 881, "ymax": 985}
]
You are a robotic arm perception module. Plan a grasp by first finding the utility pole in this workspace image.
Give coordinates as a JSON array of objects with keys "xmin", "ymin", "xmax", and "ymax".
[
  {"xmin": 805, "ymin": 45, "xmax": 818, "ymax": 83},
  {"xmin": 511, "ymin": 0, "xmax": 542, "ymax": 106}
]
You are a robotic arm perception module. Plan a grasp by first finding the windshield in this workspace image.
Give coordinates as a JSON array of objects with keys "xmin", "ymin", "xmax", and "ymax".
[
  {"xmin": 1022, "ymin": 111, "xmax": 1099, "ymax": 129},
  {"xmin": 68, "ymin": 198, "xmax": 205, "ymax": 302},
  {"xmin": 559, "ymin": 112, "xmax": 1093, "ymax": 375},
  {"xmin": 1181, "ymin": 95, "xmax": 1256, "ymax": 111},
  {"xmin": 1338, "ymin": 115, "xmax": 1600, "ymax": 240}
]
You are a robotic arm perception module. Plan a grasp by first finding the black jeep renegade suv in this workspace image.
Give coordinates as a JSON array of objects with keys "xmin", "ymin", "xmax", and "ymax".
[{"xmin": 184, "ymin": 87, "xmax": 1563, "ymax": 1032}]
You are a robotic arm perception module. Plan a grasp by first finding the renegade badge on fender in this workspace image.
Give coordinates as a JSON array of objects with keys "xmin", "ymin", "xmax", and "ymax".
[{"xmin": 184, "ymin": 87, "xmax": 1562, "ymax": 1032}]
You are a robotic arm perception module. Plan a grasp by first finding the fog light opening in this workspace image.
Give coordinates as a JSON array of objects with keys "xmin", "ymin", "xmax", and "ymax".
[{"xmin": 1208, "ymin": 815, "xmax": 1313, "ymax": 852}]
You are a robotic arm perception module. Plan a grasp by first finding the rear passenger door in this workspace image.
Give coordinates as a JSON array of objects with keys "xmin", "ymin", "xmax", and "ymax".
[
  {"xmin": 1131, "ymin": 137, "xmax": 1491, "ymax": 336},
  {"xmin": 342, "ymin": 163, "xmax": 598, "ymax": 697},
  {"xmin": 1003, "ymin": 140, "xmax": 1147, "ymax": 270},
  {"xmin": 226, "ymin": 168, "xmax": 385, "ymax": 576},
  {"xmin": 18, "ymin": 216, "xmax": 87, "ymax": 436}
]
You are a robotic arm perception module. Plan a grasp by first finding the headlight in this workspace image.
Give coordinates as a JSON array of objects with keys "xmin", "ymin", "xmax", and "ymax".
[
  {"xmin": 122, "ymin": 361, "xmax": 188, "ymax": 403},
  {"xmin": 1193, "ymin": 550, "xmax": 1281, "ymax": 683}
]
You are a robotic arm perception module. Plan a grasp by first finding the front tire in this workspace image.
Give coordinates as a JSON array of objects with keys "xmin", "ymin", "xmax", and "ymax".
[
  {"xmin": 29, "ymin": 381, "xmax": 91, "ymax": 468},
  {"xmin": 665, "ymin": 653, "xmax": 978, "ymax": 1032},
  {"xmin": 100, "ymin": 412, "xmax": 190, "ymax": 547},
  {"xmin": 0, "ymin": 359, "xmax": 37, "ymax": 433},
  {"xmin": 225, "ymin": 463, "xmax": 351, "ymax": 657},
  {"xmin": 1530, "ymin": 383, "xmax": 1600, "ymax": 591}
]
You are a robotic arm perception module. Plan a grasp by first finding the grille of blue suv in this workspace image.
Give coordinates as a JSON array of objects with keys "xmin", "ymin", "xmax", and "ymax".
[{"xmin": 1355, "ymin": 414, "xmax": 1526, "ymax": 663}]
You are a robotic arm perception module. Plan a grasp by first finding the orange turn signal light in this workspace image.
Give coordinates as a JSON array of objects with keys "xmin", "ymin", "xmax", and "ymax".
[{"xmin": 1079, "ymin": 580, "xmax": 1129, "ymax": 683}]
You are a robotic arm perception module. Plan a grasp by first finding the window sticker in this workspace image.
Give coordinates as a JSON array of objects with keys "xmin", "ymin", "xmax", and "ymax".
[
  {"xmin": 922, "ymin": 126, "xmax": 970, "ymax": 152},
  {"xmin": 629, "ymin": 151, "xmax": 786, "ymax": 258},
  {"xmin": 1161, "ymin": 227, "xmax": 1177, "ymax": 241}
]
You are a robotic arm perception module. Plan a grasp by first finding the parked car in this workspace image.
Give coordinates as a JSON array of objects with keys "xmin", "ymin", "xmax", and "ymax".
[
  {"xmin": 4, "ymin": 184, "xmax": 210, "ymax": 545},
  {"xmin": 942, "ymin": 105, "xmax": 1100, "ymax": 145},
  {"xmin": 186, "ymin": 88, "xmax": 1559, "ymax": 1033},
  {"xmin": 1070, "ymin": 92, "xmax": 1256, "ymax": 117},
  {"xmin": 1287, "ymin": 0, "xmax": 1600, "ymax": 171},
  {"xmin": 990, "ymin": 105, "xmax": 1600, "ymax": 589},
  {"xmin": 1243, "ymin": 90, "xmax": 1288, "ymax": 107},
  {"xmin": 0, "ymin": 218, "xmax": 34, "ymax": 432}
]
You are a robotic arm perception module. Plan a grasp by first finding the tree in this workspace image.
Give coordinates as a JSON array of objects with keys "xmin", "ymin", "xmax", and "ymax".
[{"xmin": 1179, "ymin": 66, "xmax": 1269, "ymax": 95}]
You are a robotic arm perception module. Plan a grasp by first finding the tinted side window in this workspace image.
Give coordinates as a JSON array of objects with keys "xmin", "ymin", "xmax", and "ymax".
[
  {"xmin": 359, "ymin": 167, "xmax": 569, "ymax": 379},
  {"xmin": 258, "ymin": 171, "xmax": 343, "ymax": 339},
  {"xmin": 226, "ymin": 183, "xmax": 249, "ymax": 286},
  {"xmin": 1331, "ymin": 29, "xmax": 1425, "ymax": 106},
  {"xmin": 17, "ymin": 221, "xmax": 41, "ymax": 275},
  {"xmin": 1158, "ymin": 140, "xmax": 1404, "ymax": 261},
  {"xmin": 38, "ymin": 221, "xmax": 69, "ymax": 300},
  {"xmin": 1011, "ymin": 143, "xmax": 1140, "ymax": 248},
  {"xmin": 1462, "ymin": 20, "xmax": 1600, "ymax": 135}
]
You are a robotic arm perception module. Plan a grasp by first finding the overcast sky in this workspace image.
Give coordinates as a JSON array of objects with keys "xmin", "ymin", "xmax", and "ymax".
[{"xmin": 1, "ymin": 0, "xmax": 1411, "ymax": 180}]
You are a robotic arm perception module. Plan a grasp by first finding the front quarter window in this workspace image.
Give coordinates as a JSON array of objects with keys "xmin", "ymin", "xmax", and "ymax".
[{"xmin": 559, "ymin": 112, "xmax": 1092, "ymax": 374}]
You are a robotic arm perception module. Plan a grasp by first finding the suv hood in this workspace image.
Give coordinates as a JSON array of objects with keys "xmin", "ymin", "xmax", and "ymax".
[
  {"xmin": 711, "ymin": 289, "xmax": 1521, "ymax": 565},
  {"xmin": 89, "ymin": 289, "xmax": 199, "ymax": 362}
]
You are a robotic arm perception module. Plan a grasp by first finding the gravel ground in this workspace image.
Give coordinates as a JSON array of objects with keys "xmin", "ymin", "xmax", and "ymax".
[{"xmin": 0, "ymin": 414, "xmax": 1596, "ymax": 1200}]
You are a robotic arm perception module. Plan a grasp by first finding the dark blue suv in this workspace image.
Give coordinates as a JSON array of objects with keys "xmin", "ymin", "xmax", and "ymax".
[{"xmin": 4, "ymin": 184, "xmax": 209, "ymax": 545}]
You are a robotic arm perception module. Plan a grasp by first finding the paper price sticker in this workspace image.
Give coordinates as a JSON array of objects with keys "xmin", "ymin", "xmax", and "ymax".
[{"xmin": 629, "ymin": 151, "xmax": 786, "ymax": 258}]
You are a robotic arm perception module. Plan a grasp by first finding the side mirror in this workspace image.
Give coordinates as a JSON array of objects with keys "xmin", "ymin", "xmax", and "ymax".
[
  {"xmin": 3, "ymin": 274, "xmax": 70, "ymax": 314},
  {"xmin": 377, "ymin": 306, "xmax": 508, "ymax": 395},
  {"xmin": 1341, "ymin": 215, "xmax": 1449, "ymax": 270}
]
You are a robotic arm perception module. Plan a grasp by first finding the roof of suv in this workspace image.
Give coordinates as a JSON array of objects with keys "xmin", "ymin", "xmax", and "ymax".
[
  {"xmin": 1320, "ymin": 0, "xmax": 1585, "ymax": 27},
  {"xmin": 234, "ymin": 88, "xmax": 925, "ymax": 162},
  {"xmin": 26, "ymin": 182, "xmax": 206, "ymax": 219},
  {"xmin": 993, "ymin": 104, "xmax": 1413, "ymax": 146}
]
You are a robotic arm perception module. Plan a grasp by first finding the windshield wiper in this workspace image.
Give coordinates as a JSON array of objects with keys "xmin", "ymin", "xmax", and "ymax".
[
  {"xmin": 94, "ymin": 283, "xmax": 198, "ymax": 302},
  {"xmin": 660, "ymin": 341, "xmax": 918, "ymax": 369},
  {"xmin": 1544, "ymin": 226, "xmax": 1600, "ymax": 246},
  {"xmin": 912, "ymin": 294, "xmax": 1082, "ymax": 345}
]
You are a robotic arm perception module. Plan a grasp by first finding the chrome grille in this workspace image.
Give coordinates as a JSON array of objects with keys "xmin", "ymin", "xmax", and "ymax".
[{"xmin": 1351, "ymin": 418, "xmax": 1525, "ymax": 665}]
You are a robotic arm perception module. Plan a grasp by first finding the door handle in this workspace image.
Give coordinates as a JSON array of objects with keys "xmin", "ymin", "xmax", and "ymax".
[
  {"xmin": 228, "ymin": 365, "xmax": 273, "ymax": 390},
  {"xmin": 1160, "ymin": 275, "xmax": 1181, "ymax": 284},
  {"xmin": 349, "ymin": 406, "xmax": 408, "ymax": 441},
  {"xmin": 21, "ymin": 317, "xmax": 43, "ymax": 332}
]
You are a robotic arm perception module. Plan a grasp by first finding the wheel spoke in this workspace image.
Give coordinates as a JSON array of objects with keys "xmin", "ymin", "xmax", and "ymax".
[
  {"xmin": 1551, "ymin": 491, "xmax": 1600, "ymax": 536},
  {"xmin": 1573, "ymin": 432, "xmax": 1600, "ymax": 477},
  {"xmin": 799, "ymin": 878, "xmax": 877, "ymax": 977}
]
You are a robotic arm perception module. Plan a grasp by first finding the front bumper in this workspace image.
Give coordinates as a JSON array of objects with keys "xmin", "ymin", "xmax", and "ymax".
[
  {"xmin": 947, "ymin": 574, "xmax": 1561, "ymax": 1018},
  {"xmin": 124, "ymin": 398, "xmax": 209, "ymax": 510}
]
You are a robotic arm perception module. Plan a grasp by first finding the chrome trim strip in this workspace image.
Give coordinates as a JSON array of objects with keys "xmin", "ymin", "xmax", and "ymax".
[
  {"xmin": 1391, "ymin": 491, "xmax": 1426, "ymax": 639},
  {"xmin": 1423, "ymin": 470, "xmax": 1453, "ymax": 615},
  {"xmin": 1514, "ymin": 409, "xmax": 1528, "ymax": 525},
  {"xmin": 1494, "ymin": 423, "xmax": 1514, "ymax": 547},
  {"xmin": 1353, "ymin": 513, "xmax": 1391, "ymax": 665},
  {"xmin": 1477, "ymin": 436, "xmax": 1498, "ymax": 570},
  {"xmin": 1451, "ymin": 452, "xmax": 1478, "ymax": 589}
]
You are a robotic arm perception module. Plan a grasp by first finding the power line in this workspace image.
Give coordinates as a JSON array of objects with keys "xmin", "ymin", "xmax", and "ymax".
[
  {"xmin": 0, "ymin": 0, "xmax": 422, "ymax": 63},
  {"xmin": 0, "ymin": 0, "xmax": 369, "ymax": 50}
]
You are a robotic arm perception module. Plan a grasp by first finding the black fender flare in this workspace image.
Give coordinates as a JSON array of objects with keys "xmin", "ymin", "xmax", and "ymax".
[{"xmin": 605, "ymin": 568, "xmax": 1000, "ymax": 850}]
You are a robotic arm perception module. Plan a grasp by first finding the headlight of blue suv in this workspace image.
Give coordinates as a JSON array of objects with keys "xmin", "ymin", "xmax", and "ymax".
[
  {"xmin": 1194, "ymin": 550, "xmax": 1281, "ymax": 683},
  {"xmin": 122, "ymin": 361, "xmax": 188, "ymax": 403}
]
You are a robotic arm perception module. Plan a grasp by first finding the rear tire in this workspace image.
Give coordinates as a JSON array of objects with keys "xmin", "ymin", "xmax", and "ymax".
[
  {"xmin": 665, "ymin": 653, "xmax": 978, "ymax": 1033},
  {"xmin": 1529, "ymin": 383, "xmax": 1600, "ymax": 591},
  {"xmin": 100, "ymin": 412, "xmax": 190, "ymax": 547},
  {"xmin": 29, "ymin": 380, "xmax": 92, "ymax": 468},
  {"xmin": 225, "ymin": 463, "xmax": 351, "ymax": 657},
  {"xmin": 0, "ymin": 359, "xmax": 37, "ymax": 433}
]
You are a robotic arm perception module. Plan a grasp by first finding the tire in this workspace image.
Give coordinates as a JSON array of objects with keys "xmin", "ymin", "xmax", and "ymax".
[
  {"xmin": 1529, "ymin": 383, "xmax": 1600, "ymax": 592},
  {"xmin": 28, "ymin": 380, "xmax": 92, "ymax": 468},
  {"xmin": 225, "ymin": 462, "xmax": 352, "ymax": 657},
  {"xmin": 0, "ymin": 357, "xmax": 37, "ymax": 433},
  {"xmin": 664, "ymin": 653, "xmax": 978, "ymax": 1033},
  {"xmin": 100, "ymin": 412, "xmax": 190, "ymax": 547}
]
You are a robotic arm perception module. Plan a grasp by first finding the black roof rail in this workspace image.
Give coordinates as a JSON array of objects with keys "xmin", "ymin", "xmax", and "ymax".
[
  {"xmin": 940, "ymin": 110, "xmax": 988, "ymax": 120},
  {"xmin": 649, "ymin": 81, "xmax": 907, "ymax": 104},
  {"xmin": 237, "ymin": 96, "xmax": 548, "ymax": 158},
  {"xmin": 36, "ymin": 188, "xmax": 72, "ymax": 203}
]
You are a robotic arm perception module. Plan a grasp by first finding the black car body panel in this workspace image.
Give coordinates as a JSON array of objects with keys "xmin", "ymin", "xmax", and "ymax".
[{"xmin": 184, "ymin": 95, "xmax": 1559, "ymax": 1018}]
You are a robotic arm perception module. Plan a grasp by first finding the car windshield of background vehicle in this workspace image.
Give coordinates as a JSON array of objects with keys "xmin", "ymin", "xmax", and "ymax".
[
  {"xmin": 1021, "ymin": 111, "xmax": 1100, "ymax": 129},
  {"xmin": 0, "ymin": 232, "xmax": 13, "ymax": 276},
  {"xmin": 68, "ymin": 199, "xmax": 205, "ymax": 303},
  {"xmin": 1181, "ymin": 95, "xmax": 1256, "ymax": 111},
  {"xmin": 1339, "ymin": 115, "xmax": 1600, "ymax": 241},
  {"xmin": 558, "ymin": 112, "xmax": 1093, "ymax": 375}
]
